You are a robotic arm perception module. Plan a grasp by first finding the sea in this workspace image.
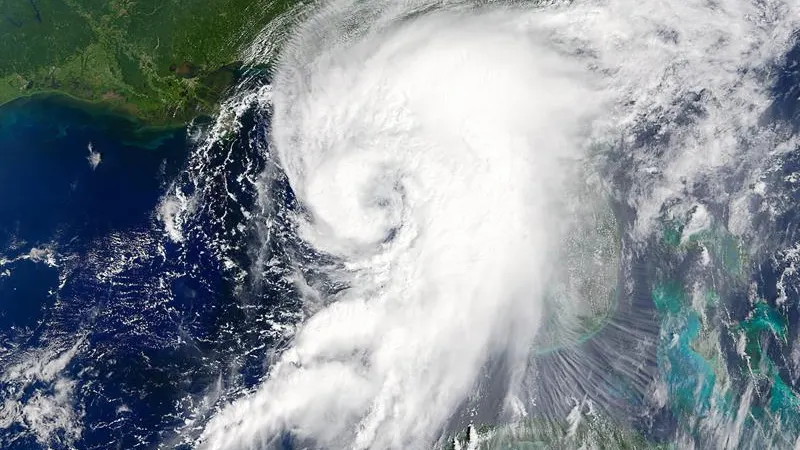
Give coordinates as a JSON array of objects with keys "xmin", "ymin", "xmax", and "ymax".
[{"xmin": 0, "ymin": 95, "xmax": 281, "ymax": 449}]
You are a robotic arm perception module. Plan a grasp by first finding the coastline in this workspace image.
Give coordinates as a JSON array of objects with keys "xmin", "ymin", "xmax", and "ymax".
[
  {"xmin": 0, "ymin": 0, "xmax": 298, "ymax": 131},
  {"xmin": 0, "ymin": 91, "xmax": 191, "ymax": 149}
]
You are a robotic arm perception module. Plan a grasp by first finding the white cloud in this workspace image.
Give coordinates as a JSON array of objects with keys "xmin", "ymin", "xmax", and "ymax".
[
  {"xmin": 87, "ymin": 142, "xmax": 101, "ymax": 170},
  {"xmin": 0, "ymin": 339, "xmax": 84, "ymax": 447},
  {"xmin": 199, "ymin": 0, "xmax": 800, "ymax": 448}
]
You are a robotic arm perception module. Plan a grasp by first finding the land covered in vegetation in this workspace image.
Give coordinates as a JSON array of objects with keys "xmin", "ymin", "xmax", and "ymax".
[{"xmin": 0, "ymin": 0, "xmax": 295, "ymax": 125}]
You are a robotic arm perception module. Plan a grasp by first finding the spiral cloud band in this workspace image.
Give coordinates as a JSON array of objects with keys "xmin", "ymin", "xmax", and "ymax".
[{"xmin": 199, "ymin": 0, "xmax": 799, "ymax": 448}]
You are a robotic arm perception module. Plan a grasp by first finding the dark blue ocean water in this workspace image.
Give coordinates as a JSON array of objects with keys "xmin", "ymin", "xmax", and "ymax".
[
  {"xmin": 0, "ymin": 98, "xmax": 185, "ymax": 329},
  {"xmin": 0, "ymin": 97, "xmax": 196, "ymax": 449},
  {"xmin": 0, "ymin": 98, "xmax": 235, "ymax": 449},
  {"xmin": 0, "ymin": 94, "xmax": 298, "ymax": 450}
]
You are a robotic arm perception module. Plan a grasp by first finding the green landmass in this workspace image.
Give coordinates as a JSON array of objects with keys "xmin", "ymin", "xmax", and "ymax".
[{"xmin": 0, "ymin": 0, "xmax": 297, "ymax": 125}]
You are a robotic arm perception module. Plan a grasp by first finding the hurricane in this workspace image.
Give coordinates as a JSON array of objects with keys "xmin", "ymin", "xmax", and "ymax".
[{"xmin": 192, "ymin": 0, "xmax": 800, "ymax": 449}]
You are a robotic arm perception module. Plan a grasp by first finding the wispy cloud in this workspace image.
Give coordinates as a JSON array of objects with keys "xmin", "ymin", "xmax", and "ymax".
[{"xmin": 199, "ymin": 0, "xmax": 799, "ymax": 448}]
